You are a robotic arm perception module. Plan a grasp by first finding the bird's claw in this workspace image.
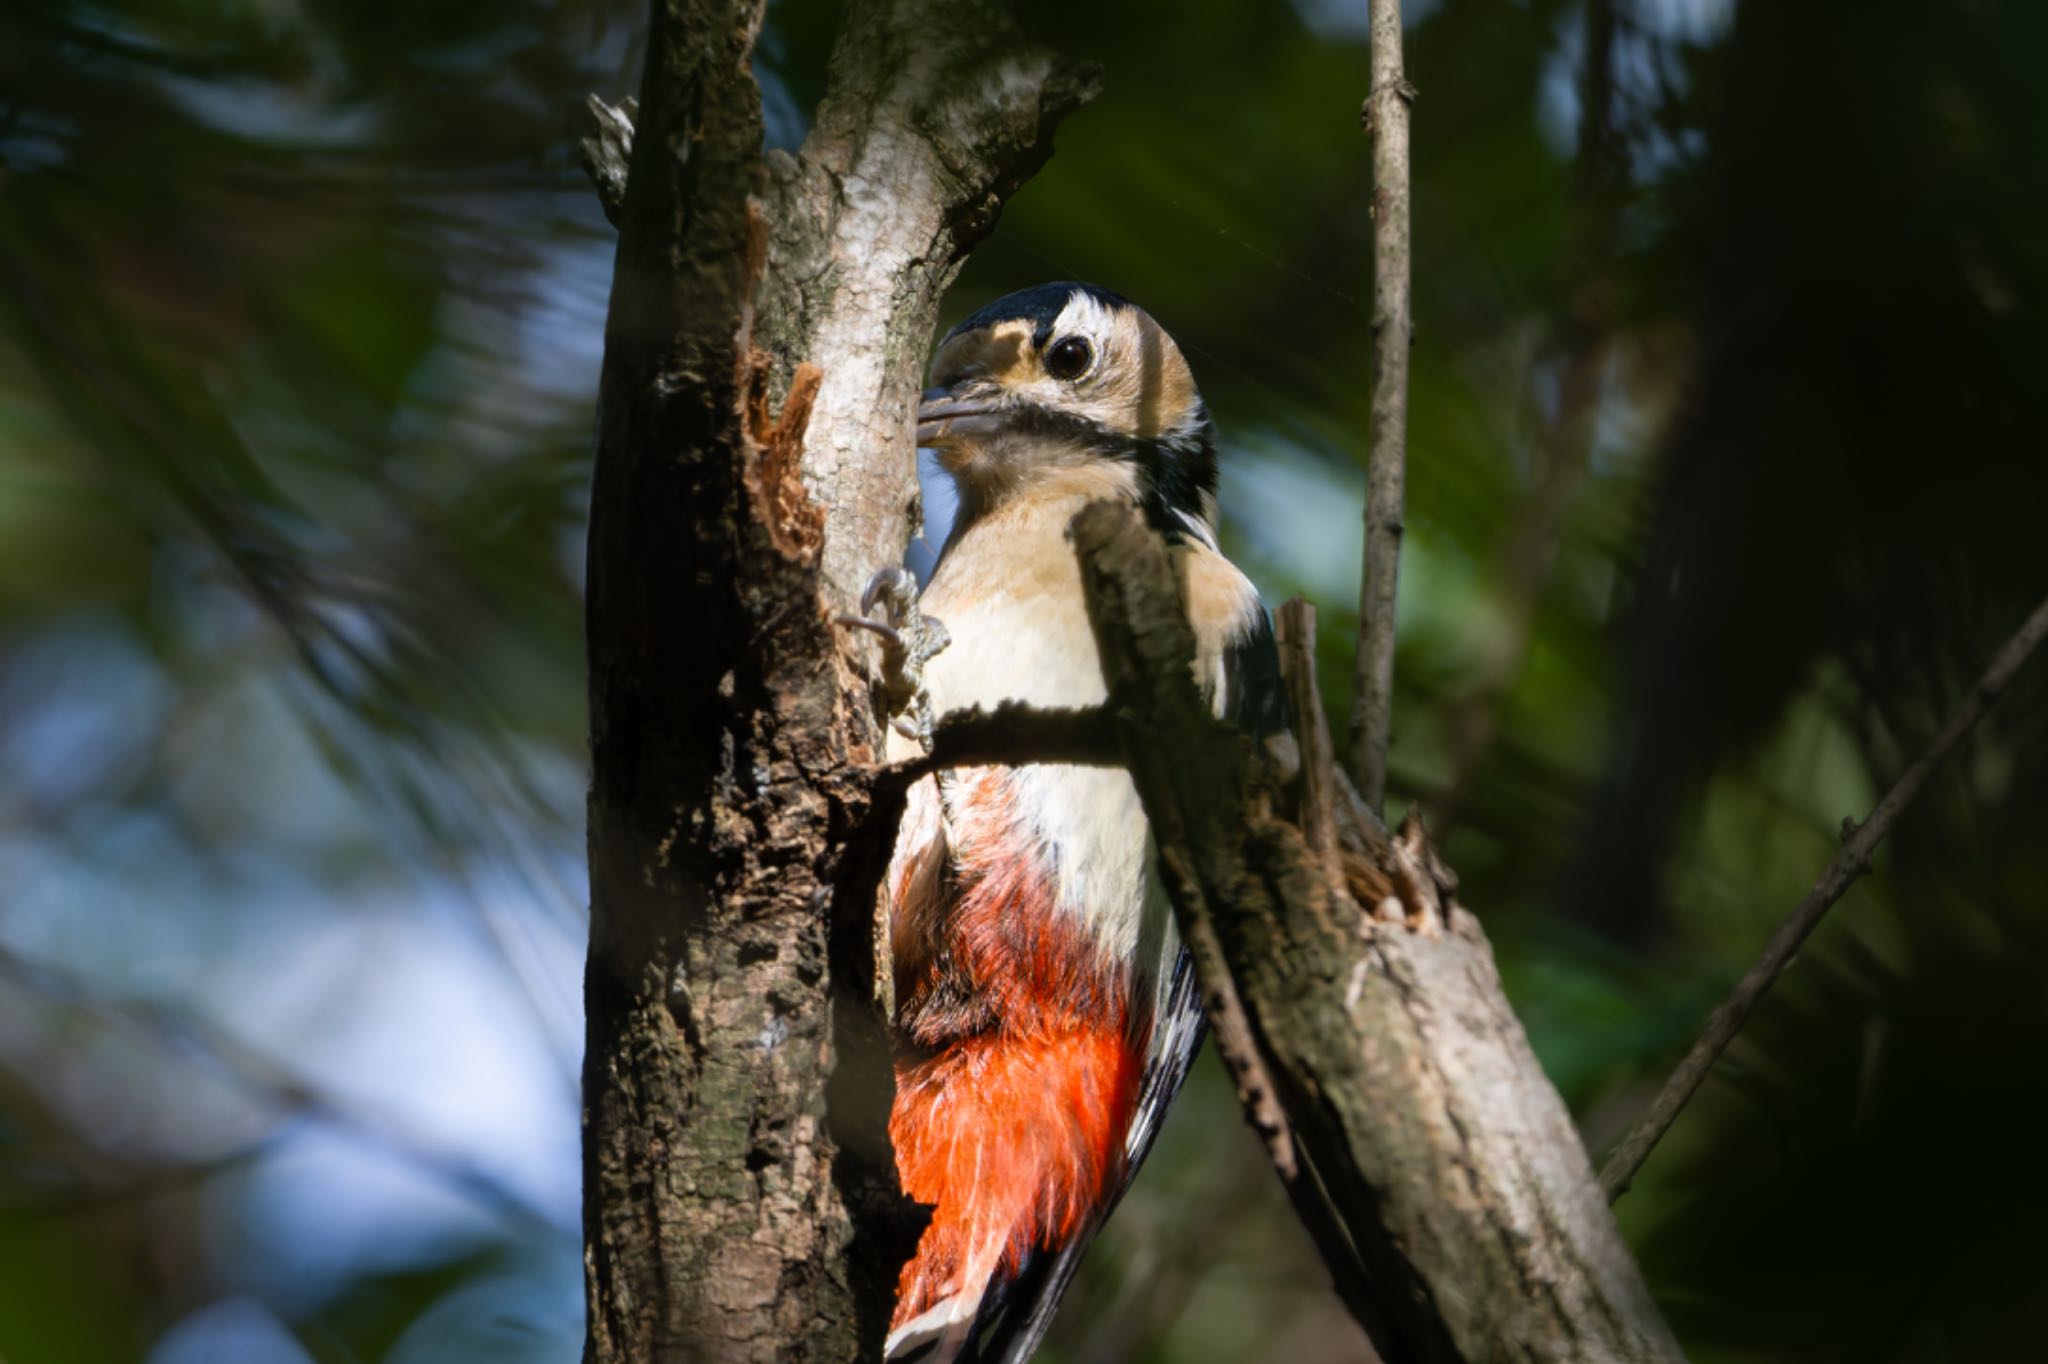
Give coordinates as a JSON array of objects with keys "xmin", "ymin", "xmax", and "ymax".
[
  {"xmin": 836, "ymin": 612, "xmax": 906, "ymax": 652},
  {"xmin": 860, "ymin": 565, "xmax": 909, "ymax": 619},
  {"xmin": 838, "ymin": 565, "xmax": 949, "ymax": 748}
]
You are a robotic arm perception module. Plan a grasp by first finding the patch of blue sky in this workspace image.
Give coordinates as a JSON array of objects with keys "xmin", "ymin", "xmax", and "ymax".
[
  {"xmin": 909, "ymin": 446, "xmax": 958, "ymax": 584},
  {"xmin": 755, "ymin": 23, "xmax": 811, "ymax": 154},
  {"xmin": 199, "ymin": 885, "xmax": 582, "ymax": 1300}
]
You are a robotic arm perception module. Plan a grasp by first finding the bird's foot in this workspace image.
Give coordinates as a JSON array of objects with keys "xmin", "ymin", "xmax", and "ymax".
[{"xmin": 838, "ymin": 566, "xmax": 950, "ymax": 748}]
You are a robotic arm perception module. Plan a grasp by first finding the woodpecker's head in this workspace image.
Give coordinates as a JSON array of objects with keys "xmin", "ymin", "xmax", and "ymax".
[{"xmin": 918, "ymin": 283, "xmax": 1219, "ymax": 535}]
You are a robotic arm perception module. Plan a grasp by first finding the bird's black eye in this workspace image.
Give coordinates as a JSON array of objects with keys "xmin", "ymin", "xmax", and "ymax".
[{"xmin": 1044, "ymin": 335, "xmax": 1093, "ymax": 382}]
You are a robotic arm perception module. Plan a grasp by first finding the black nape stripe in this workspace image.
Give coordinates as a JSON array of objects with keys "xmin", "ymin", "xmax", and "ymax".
[
  {"xmin": 1130, "ymin": 421, "xmax": 1218, "ymax": 543},
  {"xmin": 945, "ymin": 281, "xmax": 1129, "ymax": 351},
  {"xmin": 996, "ymin": 400, "xmax": 1220, "ymax": 544},
  {"xmin": 1224, "ymin": 606, "xmax": 1289, "ymax": 739}
]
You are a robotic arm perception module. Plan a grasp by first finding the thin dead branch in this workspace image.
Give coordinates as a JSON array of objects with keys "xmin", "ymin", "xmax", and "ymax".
[
  {"xmin": 1599, "ymin": 590, "xmax": 2048, "ymax": 1200},
  {"xmin": 1278, "ymin": 599, "xmax": 1342, "ymax": 863},
  {"xmin": 889, "ymin": 701, "xmax": 1119, "ymax": 782},
  {"xmin": 1350, "ymin": 0, "xmax": 1415, "ymax": 812}
]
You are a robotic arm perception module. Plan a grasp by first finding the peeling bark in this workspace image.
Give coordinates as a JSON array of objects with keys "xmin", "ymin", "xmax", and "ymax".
[
  {"xmin": 756, "ymin": 3, "xmax": 1099, "ymax": 610},
  {"xmin": 581, "ymin": 1, "xmax": 1094, "ymax": 1359}
]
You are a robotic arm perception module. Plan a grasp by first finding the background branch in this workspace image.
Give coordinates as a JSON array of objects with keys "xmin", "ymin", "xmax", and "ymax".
[
  {"xmin": 1599, "ymin": 590, "xmax": 2048, "ymax": 1200},
  {"xmin": 1349, "ymin": 0, "xmax": 1415, "ymax": 812}
]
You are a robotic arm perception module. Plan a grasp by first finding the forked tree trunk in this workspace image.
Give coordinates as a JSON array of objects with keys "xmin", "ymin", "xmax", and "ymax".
[{"xmin": 581, "ymin": 1, "xmax": 1093, "ymax": 1358}]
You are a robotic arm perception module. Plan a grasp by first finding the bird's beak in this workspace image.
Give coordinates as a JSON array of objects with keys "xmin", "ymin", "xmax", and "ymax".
[{"xmin": 916, "ymin": 385, "xmax": 1006, "ymax": 451}]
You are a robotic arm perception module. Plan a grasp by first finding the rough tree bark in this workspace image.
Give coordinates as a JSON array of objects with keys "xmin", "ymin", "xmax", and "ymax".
[{"xmin": 580, "ymin": 0, "xmax": 1094, "ymax": 1358}]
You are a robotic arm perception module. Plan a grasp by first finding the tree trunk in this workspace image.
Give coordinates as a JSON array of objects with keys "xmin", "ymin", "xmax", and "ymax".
[{"xmin": 580, "ymin": 1, "xmax": 1094, "ymax": 1359}]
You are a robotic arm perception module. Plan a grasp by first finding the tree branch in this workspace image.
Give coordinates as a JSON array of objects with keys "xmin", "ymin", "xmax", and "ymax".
[
  {"xmin": 1349, "ymin": 0, "xmax": 1415, "ymax": 812},
  {"xmin": 1599, "ymin": 590, "xmax": 2048, "ymax": 1201},
  {"xmin": 1278, "ymin": 601, "xmax": 1343, "ymax": 863},
  {"xmin": 1073, "ymin": 500, "xmax": 1681, "ymax": 1364},
  {"xmin": 886, "ymin": 701, "xmax": 1120, "ymax": 783}
]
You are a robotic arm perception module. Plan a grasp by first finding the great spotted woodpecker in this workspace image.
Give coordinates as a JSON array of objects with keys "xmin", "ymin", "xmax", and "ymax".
[{"xmin": 859, "ymin": 283, "xmax": 1284, "ymax": 1362}]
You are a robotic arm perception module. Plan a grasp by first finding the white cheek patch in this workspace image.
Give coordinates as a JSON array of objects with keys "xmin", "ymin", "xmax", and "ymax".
[
  {"xmin": 1051, "ymin": 290, "xmax": 1118, "ymax": 353},
  {"xmin": 1043, "ymin": 292, "xmax": 1201, "ymax": 444}
]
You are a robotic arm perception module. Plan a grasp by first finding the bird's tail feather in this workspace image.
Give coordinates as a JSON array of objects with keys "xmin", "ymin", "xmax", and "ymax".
[
  {"xmin": 885, "ymin": 1288, "xmax": 985, "ymax": 1363},
  {"xmin": 884, "ymin": 1232, "xmax": 1098, "ymax": 1364}
]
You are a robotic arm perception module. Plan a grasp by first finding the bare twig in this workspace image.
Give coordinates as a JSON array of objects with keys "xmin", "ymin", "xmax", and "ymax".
[
  {"xmin": 1350, "ymin": 1, "xmax": 1415, "ymax": 812},
  {"xmin": 1277, "ymin": 599, "xmax": 1341, "ymax": 862},
  {"xmin": 1334, "ymin": 764, "xmax": 1393, "ymax": 855},
  {"xmin": 1599, "ymin": 591, "xmax": 2048, "ymax": 1201}
]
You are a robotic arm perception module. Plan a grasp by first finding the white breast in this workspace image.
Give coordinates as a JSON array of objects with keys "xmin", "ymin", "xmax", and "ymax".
[{"xmin": 910, "ymin": 472, "xmax": 1262, "ymax": 974}]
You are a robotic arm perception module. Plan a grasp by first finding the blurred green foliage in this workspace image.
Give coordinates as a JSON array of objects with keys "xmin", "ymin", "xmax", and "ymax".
[{"xmin": 3, "ymin": 0, "xmax": 2045, "ymax": 1360}]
